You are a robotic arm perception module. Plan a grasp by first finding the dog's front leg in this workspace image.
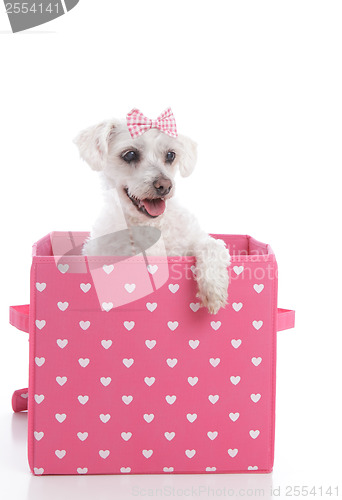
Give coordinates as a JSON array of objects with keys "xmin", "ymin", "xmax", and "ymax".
[{"xmin": 193, "ymin": 236, "xmax": 231, "ymax": 315}]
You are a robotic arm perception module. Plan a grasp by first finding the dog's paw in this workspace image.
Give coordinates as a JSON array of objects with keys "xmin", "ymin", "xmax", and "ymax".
[
  {"xmin": 195, "ymin": 238, "xmax": 230, "ymax": 315},
  {"xmin": 196, "ymin": 281, "xmax": 228, "ymax": 315}
]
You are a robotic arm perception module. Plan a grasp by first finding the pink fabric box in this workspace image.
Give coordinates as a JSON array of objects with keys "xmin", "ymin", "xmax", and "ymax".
[{"xmin": 10, "ymin": 232, "xmax": 295, "ymax": 476}]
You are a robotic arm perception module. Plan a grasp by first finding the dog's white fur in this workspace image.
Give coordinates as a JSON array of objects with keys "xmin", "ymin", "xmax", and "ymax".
[{"xmin": 74, "ymin": 118, "xmax": 230, "ymax": 314}]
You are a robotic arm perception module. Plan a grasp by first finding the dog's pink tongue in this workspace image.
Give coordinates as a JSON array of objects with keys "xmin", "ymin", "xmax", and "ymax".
[{"xmin": 142, "ymin": 198, "xmax": 166, "ymax": 216}]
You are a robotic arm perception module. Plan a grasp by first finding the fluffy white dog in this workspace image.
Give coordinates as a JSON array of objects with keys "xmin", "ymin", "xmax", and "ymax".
[{"xmin": 74, "ymin": 110, "xmax": 230, "ymax": 314}]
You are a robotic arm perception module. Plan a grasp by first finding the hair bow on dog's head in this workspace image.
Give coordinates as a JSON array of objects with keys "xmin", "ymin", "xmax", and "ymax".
[{"xmin": 126, "ymin": 108, "xmax": 178, "ymax": 139}]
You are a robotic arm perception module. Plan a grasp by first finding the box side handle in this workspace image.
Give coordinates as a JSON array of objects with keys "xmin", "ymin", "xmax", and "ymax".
[
  {"xmin": 9, "ymin": 304, "xmax": 30, "ymax": 334},
  {"xmin": 277, "ymin": 308, "xmax": 295, "ymax": 331},
  {"xmin": 9, "ymin": 305, "xmax": 30, "ymax": 412},
  {"xmin": 12, "ymin": 388, "xmax": 29, "ymax": 412}
]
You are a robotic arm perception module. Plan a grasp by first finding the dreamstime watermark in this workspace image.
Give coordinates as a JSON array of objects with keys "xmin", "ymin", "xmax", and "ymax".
[
  {"xmin": 51, "ymin": 226, "xmax": 277, "ymax": 311},
  {"xmin": 130, "ymin": 485, "xmax": 340, "ymax": 498},
  {"xmin": 168, "ymin": 262, "xmax": 277, "ymax": 283},
  {"xmin": 50, "ymin": 225, "xmax": 277, "ymax": 311},
  {"xmin": 131, "ymin": 486, "xmax": 266, "ymax": 497},
  {"xmin": 3, "ymin": 0, "xmax": 79, "ymax": 33}
]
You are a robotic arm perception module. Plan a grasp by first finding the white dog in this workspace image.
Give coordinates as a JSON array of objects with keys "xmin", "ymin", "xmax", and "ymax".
[{"xmin": 74, "ymin": 109, "xmax": 230, "ymax": 314}]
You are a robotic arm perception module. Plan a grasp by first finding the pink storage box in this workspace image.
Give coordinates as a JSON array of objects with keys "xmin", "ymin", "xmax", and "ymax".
[{"xmin": 10, "ymin": 231, "xmax": 295, "ymax": 476}]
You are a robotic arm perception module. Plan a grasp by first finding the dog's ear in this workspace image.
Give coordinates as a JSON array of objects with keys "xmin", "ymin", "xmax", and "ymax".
[
  {"xmin": 177, "ymin": 135, "xmax": 197, "ymax": 177},
  {"xmin": 74, "ymin": 120, "xmax": 119, "ymax": 171}
]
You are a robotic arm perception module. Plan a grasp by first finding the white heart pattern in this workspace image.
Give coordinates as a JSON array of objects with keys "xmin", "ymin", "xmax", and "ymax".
[
  {"xmin": 229, "ymin": 412, "xmax": 240, "ymax": 422},
  {"xmin": 77, "ymin": 432, "xmax": 88, "ymax": 441},
  {"xmin": 147, "ymin": 264, "xmax": 158, "ymax": 275},
  {"xmin": 77, "ymin": 468, "xmax": 88, "ymax": 474},
  {"xmin": 146, "ymin": 302, "xmax": 157, "ymax": 312},
  {"xmin": 208, "ymin": 395, "xmax": 219, "ymax": 404},
  {"xmin": 35, "ymin": 357, "xmax": 45, "ymax": 367},
  {"xmin": 55, "ymin": 413, "xmax": 67, "ymax": 423},
  {"xmin": 120, "ymin": 467, "xmax": 131, "ymax": 473},
  {"xmin": 56, "ymin": 376, "xmax": 67, "ymax": 386},
  {"xmin": 123, "ymin": 358, "xmax": 134, "ymax": 368},
  {"xmin": 100, "ymin": 377, "xmax": 111, "ymax": 387},
  {"xmin": 30, "ymin": 248, "xmax": 275, "ymax": 474},
  {"xmin": 166, "ymin": 358, "xmax": 178, "ymax": 368},
  {"xmin": 228, "ymin": 449, "xmax": 238, "ymax": 458},
  {"xmin": 80, "ymin": 283, "xmax": 91, "ymax": 293},
  {"xmin": 229, "ymin": 413, "xmax": 240, "ymax": 422},
  {"xmin": 252, "ymin": 320, "xmax": 263, "ymax": 330},
  {"xmin": 57, "ymin": 264, "xmax": 69, "ymax": 274},
  {"xmin": 144, "ymin": 377, "xmax": 155, "ymax": 386},
  {"xmin": 102, "ymin": 302, "xmax": 113, "ymax": 312},
  {"xmin": 79, "ymin": 321, "xmax": 90, "ymax": 331},
  {"xmin": 78, "ymin": 358, "xmax": 90, "ymax": 368},
  {"xmin": 101, "ymin": 340, "xmax": 112, "ymax": 349},
  {"xmin": 164, "ymin": 432, "xmax": 175, "ymax": 441},
  {"xmin": 167, "ymin": 321, "xmax": 178, "ymax": 331},
  {"xmin": 34, "ymin": 431, "xmax": 44, "ymax": 441},
  {"xmin": 252, "ymin": 357, "xmax": 262, "ymax": 366},
  {"xmin": 121, "ymin": 432, "xmax": 132, "ymax": 441},
  {"xmin": 103, "ymin": 264, "xmax": 114, "ymax": 275},
  {"xmin": 189, "ymin": 340, "xmax": 199, "ymax": 349},
  {"xmin": 233, "ymin": 265, "xmax": 244, "ymax": 275},
  {"xmin": 124, "ymin": 283, "xmax": 136, "ymax": 293},
  {"xmin": 168, "ymin": 284, "xmax": 179, "ymax": 293},
  {"xmin": 232, "ymin": 302, "xmax": 243, "ymax": 312},
  {"xmin": 124, "ymin": 321, "xmax": 135, "ymax": 331},
  {"xmin": 143, "ymin": 414, "xmax": 154, "ymax": 423},
  {"xmin": 78, "ymin": 395, "xmax": 89, "ymax": 405},
  {"xmin": 186, "ymin": 413, "xmax": 197, "ymax": 423},
  {"xmin": 35, "ymin": 320, "xmax": 46, "ymax": 330},
  {"xmin": 188, "ymin": 377, "xmax": 198, "ymax": 386},
  {"xmin": 231, "ymin": 339, "xmax": 242, "ymax": 349},
  {"xmin": 207, "ymin": 431, "xmax": 218, "ymax": 440},
  {"xmin": 145, "ymin": 340, "xmax": 156, "ymax": 349},
  {"xmin": 122, "ymin": 395, "xmax": 133, "ymax": 405},
  {"xmin": 57, "ymin": 301, "xmax": 69, "ymax": 311},
  {"xmin": 57, "ymin": 339, "xmax": 68, "ymax": 349}
]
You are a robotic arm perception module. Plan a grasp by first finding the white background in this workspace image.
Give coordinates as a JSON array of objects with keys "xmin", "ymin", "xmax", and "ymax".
[{"xmin": 1, "ymin": 1, "xmax": 341, "ymax": 499}]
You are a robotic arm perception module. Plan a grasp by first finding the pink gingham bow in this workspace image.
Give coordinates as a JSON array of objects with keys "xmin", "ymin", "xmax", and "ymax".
[{"xmin": 126, "ymin": 108, "xmax": 178, "ymax": 139}]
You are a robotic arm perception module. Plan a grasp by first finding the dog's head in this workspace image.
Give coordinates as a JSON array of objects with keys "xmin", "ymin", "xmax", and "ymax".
[{"xmin": 74, "ymin": 118, "xmax": 197, "ymax": 220}]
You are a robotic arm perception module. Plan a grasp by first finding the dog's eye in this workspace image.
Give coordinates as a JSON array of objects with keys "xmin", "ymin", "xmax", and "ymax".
[
  {"xmin": 122, "ymin": 151, "xmax": 138, "ymax": 163},
  {"xmin": 166, "ymin": 151, "xmax": 176, "ymax": 164}
]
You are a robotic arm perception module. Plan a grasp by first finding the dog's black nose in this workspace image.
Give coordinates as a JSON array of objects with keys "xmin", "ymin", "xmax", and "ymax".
[{"xmin": 153, "ymin": 177, "xmax": 172, "ymax": 197}]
